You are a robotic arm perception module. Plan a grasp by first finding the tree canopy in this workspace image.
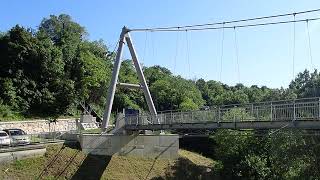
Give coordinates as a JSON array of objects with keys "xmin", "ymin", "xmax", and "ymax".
[
  {"xmin": 1, "ymin": 14, "xmax": 320, "ymax": 179},
  {"xmin": 1, "ymin": 14, "xmax": 319, "ymax": 119}
]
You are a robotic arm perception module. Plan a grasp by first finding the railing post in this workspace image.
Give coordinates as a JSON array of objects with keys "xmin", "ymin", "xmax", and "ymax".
[
  {"xmin": 318, "ymin": 98, "xmax": 320, "ymax": 119},
  {"xmin": 233, "ymin": 106, "xmax": 236, "ymax": 123},
  {"xmin": 270, "ymin": 102, "xmax": 273, "ymax": 121},
  {"xmin": 172, "ymin": 111, "xmax": 174, "ymax": 124},
  {"xmin": 251, "ymin": 104, "xmax": 254, "ymax": 118},
  {"xmin": 293, "ymin": 100, "xmax": 296, "ymax": 121},
  {"xmin": 218, "ymin": 107, "xmax": 221, "ymax": 122},
  {"xmin": 202, "ymin": 111, "xmax": 205, "ymax": 122},
  {"xmin": 191, "ymin": 111, "xmax": 194, "ymax": 123}
]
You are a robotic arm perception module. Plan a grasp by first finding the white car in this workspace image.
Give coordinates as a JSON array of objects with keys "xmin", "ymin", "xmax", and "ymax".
[
  {"xmin": 4, "ymin": 129, "xmax": 31, "ymax": 146},
  {"xmin": 0, "ymin": 130, "xmax": 11, "ymax": 146}
]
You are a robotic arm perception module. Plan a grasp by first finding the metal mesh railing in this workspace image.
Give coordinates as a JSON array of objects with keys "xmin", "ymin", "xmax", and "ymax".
[{"xmin": 125, "ymin": 97, "xmax": 320, "ymax": 126}]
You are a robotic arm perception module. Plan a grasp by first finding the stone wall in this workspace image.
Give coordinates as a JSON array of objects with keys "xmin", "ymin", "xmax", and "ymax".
[{"xmin": 0, "ymin": 119, "xmax": 78, "ymax": 134}]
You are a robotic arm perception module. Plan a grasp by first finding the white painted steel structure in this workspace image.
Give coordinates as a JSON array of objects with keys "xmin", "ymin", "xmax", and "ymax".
[
  {"xmin": 103, "ymin": 25, "xmax": 320, "ymax": 132},
  {"xmin": 102, "ymin": 27, "xmax": 157, "ymax": 131}
]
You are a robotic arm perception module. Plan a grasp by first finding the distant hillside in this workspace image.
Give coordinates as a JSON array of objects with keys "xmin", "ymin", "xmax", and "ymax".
[{"xmin": 0, "ymin": 144, "xmax": 218, "ymax": 180}]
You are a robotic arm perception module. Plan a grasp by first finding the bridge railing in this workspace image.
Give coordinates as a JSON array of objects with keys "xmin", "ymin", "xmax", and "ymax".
[{"xmin": 125, "ymin": 97, "xmax": 320, "ymax": 126}]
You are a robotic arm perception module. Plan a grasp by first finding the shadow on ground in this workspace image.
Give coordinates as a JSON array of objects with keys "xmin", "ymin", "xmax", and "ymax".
[
  {"xmin": 150, "ymin": 157, "xmax": 219, "ymax": 180},
  {"xmin": 71, "ymin": 154, "xmax": 111, "ymax": 180},
  {"xmin": 37, "ymin": 142, "xmax": 82, "ymax": 179},
  {"xmin": 36, "ymin": 142, "xmax": 111, "ymax": 180}
]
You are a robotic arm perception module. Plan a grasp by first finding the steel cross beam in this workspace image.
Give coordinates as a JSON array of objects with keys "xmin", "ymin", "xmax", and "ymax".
[{"xmin": 102, "ymin": 27, "xmax": 157, "ymax": 131}]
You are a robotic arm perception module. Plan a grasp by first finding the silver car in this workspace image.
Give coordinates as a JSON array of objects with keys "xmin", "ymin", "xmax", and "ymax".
[
  {"xmin": 4, "ymin": 129, "xmax": 30, "ymax": 146},
  {"xmin": 0, "ymin": 130, "xmax": 11, "ymax": 147}
]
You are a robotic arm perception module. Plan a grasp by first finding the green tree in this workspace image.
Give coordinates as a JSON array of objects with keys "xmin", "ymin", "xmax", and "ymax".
[
  {"xmin": 290, "ymin": 69, "xmax": 320, "ymax": 98},
  {"xmin": 144, "ymin": 65, "xmax": 172, "ymax": 86}
]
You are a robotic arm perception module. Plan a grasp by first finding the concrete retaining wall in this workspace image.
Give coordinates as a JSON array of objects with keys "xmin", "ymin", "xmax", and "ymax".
[
  {"xmin": 0, "ymin": 148, "xmax": 46, "ymax": 164},
  {"xmin": 0, "ymin": 119, "xmax": 78, "ymax": 134},
  {"xmin": 39, "ymin": 132, "xmax": 80, "ymax": 141},
  {"xmin": 81, "ymin": 134, "xmax": 179, "ymax": 159}
]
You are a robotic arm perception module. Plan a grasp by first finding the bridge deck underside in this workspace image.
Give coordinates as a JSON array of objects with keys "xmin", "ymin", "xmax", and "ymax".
[{"xmin": 125, "ymin": 119, "xmax": 320, "ymax": 130}]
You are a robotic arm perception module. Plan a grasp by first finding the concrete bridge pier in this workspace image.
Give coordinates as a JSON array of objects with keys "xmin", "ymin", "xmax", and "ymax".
[
  {"xmin": 80, "ymin": 115, "xmax": 179, "ymax": 159},
  {"xmin": 80, "ymin": 133, "xmax": 179, "ymax": 159}
]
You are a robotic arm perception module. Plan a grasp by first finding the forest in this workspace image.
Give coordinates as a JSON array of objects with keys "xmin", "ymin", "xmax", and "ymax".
[{"xmin": 1, "ymin": 14, "xmax": 320, "ymax": 179}]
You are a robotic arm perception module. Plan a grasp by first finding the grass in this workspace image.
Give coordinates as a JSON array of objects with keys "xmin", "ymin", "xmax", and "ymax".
[
  {"xmin": 179, "ymin": 149, "xmax": 216, "ymax": 168},
  {"xmin": 0, "ymin": 144, "xmax": 219, "ymax": 180}
]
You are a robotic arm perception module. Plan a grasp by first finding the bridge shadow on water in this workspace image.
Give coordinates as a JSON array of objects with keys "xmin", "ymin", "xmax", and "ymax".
[{"xmin": 71, "ymin": 154, "xmax": 111, "ymax": 180}]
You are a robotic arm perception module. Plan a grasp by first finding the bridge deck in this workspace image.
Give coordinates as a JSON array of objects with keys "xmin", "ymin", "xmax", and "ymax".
[
  {"xmin": 125, "ymin": 120, "xmax": 320, "ymax": 130},
  {"xmin": 125, "ymin": 97, "xmax": 320, "ymax": 130}
]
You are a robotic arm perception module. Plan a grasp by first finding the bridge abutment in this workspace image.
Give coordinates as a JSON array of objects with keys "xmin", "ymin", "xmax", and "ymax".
[{"xmin": 80, "ymin": 133, "xmax": 179, "ymax": 159}]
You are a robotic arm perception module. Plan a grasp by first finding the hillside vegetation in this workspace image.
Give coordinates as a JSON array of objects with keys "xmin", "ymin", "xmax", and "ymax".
[
  {"xmin": 1, "ymin": 14, "xmax": 320, "ymax": 179},
  {"xmin": 0, "ymin": 14, "xmax": 319, "ymax": 120},
  {"xmin": 0, "ymin": 144, "xmax": 218, "ymax": 180}
]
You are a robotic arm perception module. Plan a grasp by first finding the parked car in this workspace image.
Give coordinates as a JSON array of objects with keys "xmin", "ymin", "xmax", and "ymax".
[
  {"xmin": 4, "ymin": 129, "xmax": 30, "ymax": 146},
  {"xmin": 0, "ymin": 130, "xmax": 11, "ymax": 147}
]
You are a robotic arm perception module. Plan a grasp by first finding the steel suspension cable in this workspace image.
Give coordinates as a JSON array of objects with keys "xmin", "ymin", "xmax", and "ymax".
[
  {"xmin": 219, "ymin": 24, "xmax": 225, "ymax": 82},
  {"xmin": 306, "ymin": 20, "xmax": 317, "ymax": 97},
  {"xmin": 109, "ymin": 39, "xmax": 120, "ymax": 58},
  {"xmin": 142, "ymin": 31, "xmax": 148, "ymax": 65},
  {"xmin": 97, "ymin": 39, "xmax": 120, "ymax": 95},
  {"xmin": 185, "ymin": 30, "xmax": 191, "ymax": 79},
  {"xmin": 268, "ymin": 123, "xmax": 290, "ymax": 136},
  {"xmin": 173, "ymin": 31, "xmax": 180, "ymax": 74},
  {"xmin": 151, "ymin": 31, "xmax": 155, "ymax": 64},
  {"xmin": 131, "ymin": 8, "xmax": 320, "ymax": 31},
  {"xmin": 233, "ymin": 27, "xmax": 240, "ymax": 84},
  {"xmin": 107, "ymin": 40, "xmax": 120, "ymax": 60},
  {"xmin": 306, "ymin": 20, "xmax": 315, "ymax": 70},
  {"xmin": 130, "ymin": 17, "xmax": 320, "ymax": 32},
  {"xmin": 292, "ymin": 14, "xmax": 296, "ymax": 80}
]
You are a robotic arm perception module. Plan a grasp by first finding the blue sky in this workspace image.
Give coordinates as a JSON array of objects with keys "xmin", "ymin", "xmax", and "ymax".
[{"xmin": 1, "ymin": 1, "xmax": 320, "ymax": 88}]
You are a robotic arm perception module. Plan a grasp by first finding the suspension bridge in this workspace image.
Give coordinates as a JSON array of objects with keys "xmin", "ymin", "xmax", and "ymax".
[
  {"xmin": 81, "ymin": 9, "xmax": 320, "ymax": 158},
  {"xmin": 101, "ymin": 8, "xmax": 320, "ymax": 132}
]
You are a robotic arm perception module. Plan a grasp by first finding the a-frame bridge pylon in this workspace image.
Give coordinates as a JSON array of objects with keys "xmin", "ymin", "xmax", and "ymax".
[{"xmin": 101, "ymin": 26, "xmax": 157, "ymax": 131}]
